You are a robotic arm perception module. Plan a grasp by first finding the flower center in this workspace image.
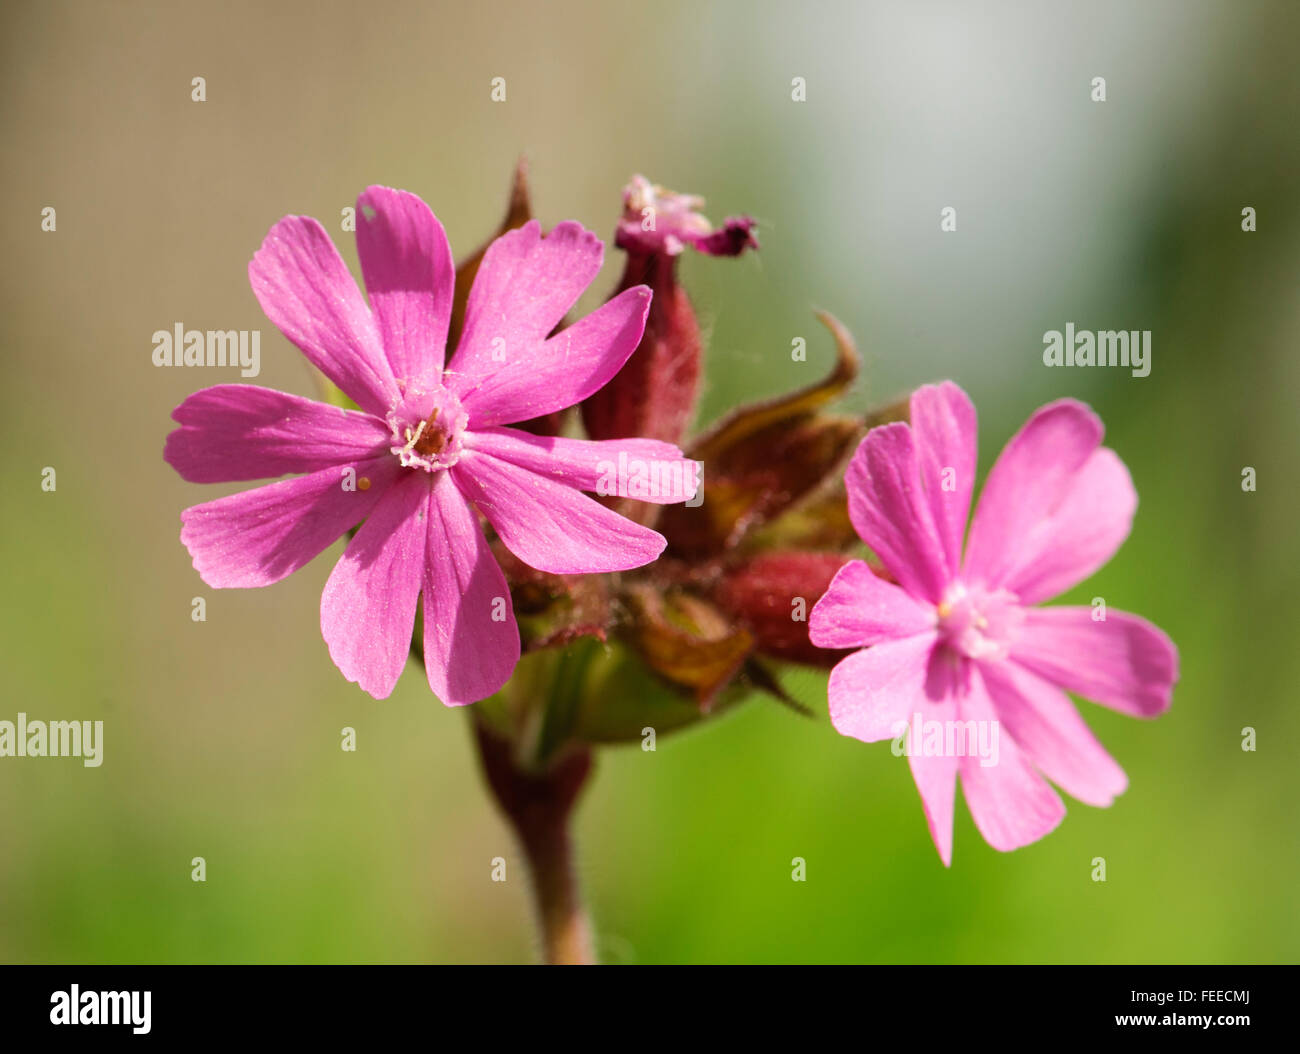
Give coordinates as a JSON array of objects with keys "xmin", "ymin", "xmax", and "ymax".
[
  {"xmin": 388, "ymin": 385, "xmax": 467, "ymax": 472},
  {"xmin": 935, "ymin": 582, "xmax": 1024, "ymax": 662}
]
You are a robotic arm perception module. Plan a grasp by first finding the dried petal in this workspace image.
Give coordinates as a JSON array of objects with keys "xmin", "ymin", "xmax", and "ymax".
[
  {"xmin": 583, "ymin": 177, "xmax": 757, "ymax": 447},
  {"xmin": 622, "ymin": 584, "xmax": 754, "ymax": 710},
  {"xmin": 612, "ymin": 175, "xmax": 758, "ymax": 258}
]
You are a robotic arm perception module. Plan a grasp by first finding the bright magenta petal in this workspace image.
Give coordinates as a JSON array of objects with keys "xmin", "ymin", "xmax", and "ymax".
[
  {"xmin": 999, "ymin": 448, "xmax": 1137, "ymax": 605},
  {"xmin": 165, "ymin": 385, "xmax": 391, "ymax": 483},
  {"xmin": 451, "ymin": 449, "xmax": 665, "ymax": 574},
  {"xmin": 1010, "ymin": 606, "xmax": 1178, "ymax": 717},
  {"xmin": 356, "ymin": 186, "xmax": 455, "ymax": 391},
  {"xmin": 422, "ymin": 472, "xmax": 520, "ymax": 706},
  {"xmin": 249, "ymin": 216, "xmax": 399, "ymax": 417},
  {"xmin": 809, "ymin": 560, "xmax": 936, "ymax": 649},
  {"xmin": 958, "ymin": 666, "xmax": 1066, "ymax": 852},
  {"xmin": 452, "ymin": 286, "xmax": 651, "ymax": 428},
  {"xmin": 910, "ymin": 381, "xmax": 976, "ymax": 579},
  {"xmin": 845, "ymin": 423, "xmax": 950, "ymax": 604},
  {"xmin": 179, "ymin": 455, "xmax": 402, "ymax": 588},
  {"xmin": 450, "ymin": 220, "xmax": 605, "ymax": 390},
  {"xmin": 980, "ymin": 658, "xmax": 1128, "ymax": 807},
  {"xmin": 320, "ymin": 472, "xmax": 428, "ymax": 699},
  {"xmin": 826, "ymin": 632, "xmax": 938, "ymax": 742},
  {"xmin": 463, "ymin": 426, "xmax": 698, "ymax": 505},
  {"xmin": 962, "ymin": 399, "xmax": 1102, "ymax": 591}
]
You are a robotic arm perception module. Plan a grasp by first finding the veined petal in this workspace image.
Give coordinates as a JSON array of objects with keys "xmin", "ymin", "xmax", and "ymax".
[
  {"xmin": 809, "ymin": 559, "xmax": 936, "ymax": 649},
  {"xmin": 958, "ymin": 665, "xmax": 1067, "ymax": 852},
  {"xmin": 980, "ymin": 658, "xmax": 1128, "ymax": 807},
  {"xmin": 248, "ymin": 215, "xmax": 400, "ymax": 417},
  {"xmin": 907, "ymin": 651, "xmax": 967, "ymax": 866},
  {"xmin": 449, "ymin": 220, "xmax": 604, "ymax": 388},
  {"xmin": 451, "ymin": 286, "xmax": 651, "ymax": 428},
  {"xmin": 1010, "ymin": 606, "xmax": 1178, "ymax": 718},
  {"xmin": 909, "ymin": 382, "xmax": 977, "ymax": 579},
  {"xmin": 845, "ymin": 423, "xmax": 950, "ymax": 604},
  {"xmin": 463, "ymin": 426, "xmax": 698, "ymax": 505},
  {"xmin": 451, "ymin": 449, "xmax": 665, "ymax": 574},
  {"xmin": 356, "ymin": 186, "xmax": 455, "ymax": 391},
  {"xmin": 179, "ymin": 455, "xmax": 403, "ymax": 588},
  {"xmin": 999, "ymin": 448, "xmax": 1137, "ymax": 605},
  {"xmin": 320, "ymin": 472, "xmax": 429, "ymax": 699},
  {"xmin": 826, "ymin": 632, "xmax": 938, "ymax": 743},
  {"xmin": 165, "ymin": 385, "xmax": 391, "ymax": 483},
  {"xmin": 422, "ymin": 472, "xmax": 520, "ymax": 706},
  {"xmin": 963, "ymin": 399, "xmax": 1102, "ymax": 591}
]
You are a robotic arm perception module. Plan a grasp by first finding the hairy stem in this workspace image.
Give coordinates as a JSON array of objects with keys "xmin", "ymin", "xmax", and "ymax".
[{"xmin": 472, "ymin": 721, "xmax": 595, "ymax": 965}]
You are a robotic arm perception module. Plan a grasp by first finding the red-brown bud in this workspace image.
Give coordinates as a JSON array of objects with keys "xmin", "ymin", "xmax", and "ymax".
[{"xmin": 715, "ymin": 551, "xmax": 854, "ymax": 666}]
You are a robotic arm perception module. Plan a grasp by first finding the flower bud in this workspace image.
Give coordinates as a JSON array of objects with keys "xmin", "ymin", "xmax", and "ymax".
[{"xmin": 715, "ymin": 551, "xmax": 853, "ymax": 667}]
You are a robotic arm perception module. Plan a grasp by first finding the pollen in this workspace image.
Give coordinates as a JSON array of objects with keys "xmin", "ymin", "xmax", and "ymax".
[
  {"xmin": 937, "ymin": 601, "xmax": 952, "ymax": 618},
  {"xmin": 358, "ymin": 476, "xmax": 371, "ymax": 491}
]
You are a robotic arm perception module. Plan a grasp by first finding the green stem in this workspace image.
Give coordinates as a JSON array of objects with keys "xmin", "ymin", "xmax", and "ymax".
[{"xmin": 472, "ymin": 721, "xmax": 595, "ymax": 965}]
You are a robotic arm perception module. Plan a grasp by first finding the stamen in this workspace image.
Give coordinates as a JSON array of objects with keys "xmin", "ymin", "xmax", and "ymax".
[
  {"xmin": 397, "ymin": 420, "xmax": 428, "ymax": 467},
  {"xmin": 387, "ymin": 392, "xmax": 465, "ymax": 473}
]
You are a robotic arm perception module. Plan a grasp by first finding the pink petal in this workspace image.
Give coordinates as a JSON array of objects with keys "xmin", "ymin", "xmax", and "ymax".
[
  {"xmin": 845, "ymin": 423, "xmax": 951, "ymax": 604},
  {"xmin": 809, "ymin": 559, "xmax": 937, "ymax": 649},
  {"xmin": 958, "ymin": 665, "xmax": 1066, "ymax": 852},
  {"xmin": 1010, "ymin": 606, "xmax": 1178, "ymax": 718},
  {"xmin": 463, "ymin": 426, "xmax": 698, "ymax": 504},
  {"xmin": 980, "ymin": 658, "xmax": 1128, "ymax": 807},
  {"xmin": 355, "ymin": 186, "xmax": 455, "ymax": 391},
  {"xmin": 998, "ymin": 448, "xmax": 1137, "ymax": 605},
  {"xmin": 907, "ymin": 652, "xmax": 967, "ymax": 866},
  {"xmin": 910, "ymin": 747, "xmax": 958, "ymax": 867},
  {"xmin": 909, "ymin": 381, "xmax": 977, "ymax": 578},
  {"xmin": 451, "ymin": 286, "xmax": 651, "ymax": 428},
  {"xmin": 179, "ymin": 455, "xmax": 402, "ymax": 588},
  {"xmin": 826, "ymin": 632, "xmax": 938, "ymax": 742},
  {"xmin": 962, "ymin": 399, "xmax": 1103, "ymax": 591},
  {"xmin": 451, "ymin": 449, "xmax": 665, "ymax": 574},
  {"xmin": 249, "ymin": 215, "xmax": 399, "ymax": 417},
  {"xmin": 320, "ymin": 472, "xmax": 429, "ymax": 699},
  {"xmin": 449, "ymin": 220, "xmax": 605, "ymax": 389},
  {"xmin": 165, "ymin": 385, "xmax": 391, "ymax": 483},
  {"xmin": 422, "ymin": 472, "xmax": 520, "ymax": 706}
]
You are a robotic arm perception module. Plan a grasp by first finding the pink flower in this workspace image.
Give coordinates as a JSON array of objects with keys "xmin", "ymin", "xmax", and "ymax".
[
  {"xmin": 810, "ymin": 382, "xmax": 1178, "ymax": 864},
  {"xmin": 166, "ymin": 186, "xmax": 698, "ymax": 705}
]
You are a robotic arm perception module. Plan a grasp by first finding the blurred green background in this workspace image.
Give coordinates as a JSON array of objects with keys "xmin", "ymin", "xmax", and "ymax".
[{"xmin": 1, "ymin": 0, "xmax": 1296, "ymax": 963}]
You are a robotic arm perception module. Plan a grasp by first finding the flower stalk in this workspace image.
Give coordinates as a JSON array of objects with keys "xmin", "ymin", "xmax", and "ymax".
[{"xmin": 472, "ymin": 720, "xmax": 595, "ymax": 965}]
